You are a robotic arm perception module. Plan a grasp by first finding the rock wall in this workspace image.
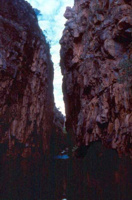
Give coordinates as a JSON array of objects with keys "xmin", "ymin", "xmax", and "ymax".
[
  {"xmin": 51, "ymin": 107, "xmax": 67, "ymax": 155},
  {"xmin": 60, "ymin": 0, "xmax": 132, "ymax": 157},
  {"xmin": 0, "ymin": 0, "xmax": 54, "ymax": 158}
]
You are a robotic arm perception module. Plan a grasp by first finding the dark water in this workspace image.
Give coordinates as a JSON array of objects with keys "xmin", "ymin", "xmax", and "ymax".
[{"xmin": 0, "ymin": 143, "xmax": 132, "ymax": 200}]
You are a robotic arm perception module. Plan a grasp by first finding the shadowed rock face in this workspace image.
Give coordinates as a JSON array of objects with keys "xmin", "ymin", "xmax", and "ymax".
[
  {"xmin": 0, "ymin": 0, "xmax": 54, "ymax": 158},
  {"xmin": 60, "ymin": 0, "xmax": 132, "ymax": 157},
  {"xmin": 51, "ymin": 107, "xmax": 67, "ymax": 155}
]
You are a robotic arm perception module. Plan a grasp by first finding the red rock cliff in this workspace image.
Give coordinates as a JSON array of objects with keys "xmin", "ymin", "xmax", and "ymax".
[
  {"xmin": 0, "ymin": 0, "xmax": 54, "ymax": 158},
  {"xmin": 60, "ymin": 0, "xmax": 132, "ymax": 157}
]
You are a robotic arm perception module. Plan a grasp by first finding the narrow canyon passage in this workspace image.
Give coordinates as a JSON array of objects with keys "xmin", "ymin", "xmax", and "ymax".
[
  {"xmin": 26, "ymin": 0, "xmax": 74, "ymax": 115},
  {"xmin": 0, "ymin": 0, "xmax": 132, "ymax": 200}
]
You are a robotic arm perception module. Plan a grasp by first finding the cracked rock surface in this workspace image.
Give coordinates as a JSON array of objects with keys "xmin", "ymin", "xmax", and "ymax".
[
  {"xmin": 0, "ymin": 0, "xmax": 54, "ymax": 158},
  {"xmin": 60, "ymin": 0, "xmax": 132, "ymax": 157}
]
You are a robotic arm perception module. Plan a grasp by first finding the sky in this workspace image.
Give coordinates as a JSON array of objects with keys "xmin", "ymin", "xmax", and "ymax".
[{"xmin": 26, "ymin": 0, "xmax": 74, "ymax": 115}]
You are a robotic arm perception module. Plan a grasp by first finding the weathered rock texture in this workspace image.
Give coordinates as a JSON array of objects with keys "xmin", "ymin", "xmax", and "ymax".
[
  {"xmin": 0, "ymin": 0, "xmax": 54, "ymax": 158},
  {"xmin": 60, "ymin": 0, "xmax": 132, "ymax": 157},
  {"xmin": 51, "ymin": 107, "xmax": 67, "ymax": 154}
]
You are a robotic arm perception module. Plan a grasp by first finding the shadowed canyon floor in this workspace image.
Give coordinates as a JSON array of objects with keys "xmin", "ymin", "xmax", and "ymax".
[{"xmin": 0, "ymin": 142, "xmax": 132, "ymax": 200}]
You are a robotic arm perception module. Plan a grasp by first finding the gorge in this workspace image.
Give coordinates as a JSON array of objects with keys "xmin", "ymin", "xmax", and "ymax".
[{"xmin": 0, "ymin": 0, "xmax": 132, "ymax": 200}]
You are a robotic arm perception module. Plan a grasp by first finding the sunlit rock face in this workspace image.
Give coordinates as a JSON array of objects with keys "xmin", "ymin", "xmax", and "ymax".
[
  {"xmin": 60, "ymin": 0, "xmax": 132, "ymax": 157},
  {"xmin": 0, "ymin": 0, "xmax": 54, "ymax": 158}
]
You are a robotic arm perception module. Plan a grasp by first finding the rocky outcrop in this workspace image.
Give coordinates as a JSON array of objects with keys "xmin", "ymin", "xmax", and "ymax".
[
  {"xmin": 60, "ymin": 0, "xmax": 132, "ymax": 157},
  {"xmin": 0, "ymin": 0, "xmax": 54, "ymax": 158}
]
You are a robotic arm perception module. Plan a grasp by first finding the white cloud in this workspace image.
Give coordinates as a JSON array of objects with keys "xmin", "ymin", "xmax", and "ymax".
[{"xmin": 26, "ymin": 0, "xmax": 74, "ymax": 115}]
